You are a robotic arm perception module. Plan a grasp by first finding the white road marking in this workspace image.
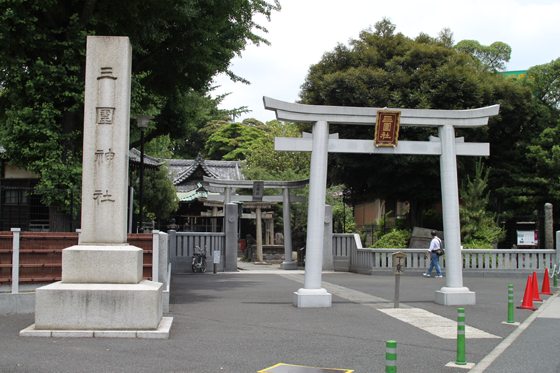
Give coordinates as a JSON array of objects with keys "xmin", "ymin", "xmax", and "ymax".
[
  {"xmin": 279, "ymin": 272, "xmax": 500, "ymax": 339},
  {"xmin": 377, "ymin": 308, "xmax": 499, "ymax": 339}
]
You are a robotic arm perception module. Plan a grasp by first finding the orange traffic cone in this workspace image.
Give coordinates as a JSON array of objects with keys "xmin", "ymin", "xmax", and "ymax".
[
  {"xmin": 517, "ymin": 275, "xmax": 538, "ymax": 311},
  {"xmin": 541, "ymin": 268, "xmax": 553, "ymax": 296},
  {"xmin": 532, "ymin": 271, "xmax": 543, "ymax": 302}
]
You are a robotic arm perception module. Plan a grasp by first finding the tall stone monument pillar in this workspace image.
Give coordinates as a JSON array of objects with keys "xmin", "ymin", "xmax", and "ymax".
[{"xmin": 32, "ymin": 36, "xmax": 164, "ymax": 332}]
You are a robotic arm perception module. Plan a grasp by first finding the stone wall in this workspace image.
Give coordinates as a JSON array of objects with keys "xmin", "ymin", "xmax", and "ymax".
[{"xmin": 408, "ymin": 227, "xmax": 444, "ymax": 249}]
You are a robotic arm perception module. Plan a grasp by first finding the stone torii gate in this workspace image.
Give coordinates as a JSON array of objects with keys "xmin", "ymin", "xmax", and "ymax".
[
  {"xmin": 203, "ymin": 177, "xmax": 309, "ymax": 269},
  {"xmin": 264, "ymin": 96, "xmax": 499, "ymax": 308}
]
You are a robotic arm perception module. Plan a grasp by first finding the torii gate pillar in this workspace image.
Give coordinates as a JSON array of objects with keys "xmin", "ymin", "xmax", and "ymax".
[
  {"xmin": 436, "ymin": 125, "xmax": 475, "ymax": 304},
  {"xmin": 293, "ymin": 121, "xmax": 332, "ymax": 307},
  {"xmin": 265, "ymin": 97, "xmax": 499, "ymax": 307}
]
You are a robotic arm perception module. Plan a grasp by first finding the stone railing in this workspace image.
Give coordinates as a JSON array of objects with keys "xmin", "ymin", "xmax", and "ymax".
[
  {"xmin": 331, "ymin": 234, "xmax": 558, "ymax": 276},
  {"xmin": 331, "ymin": 233, "xmax": 361, "ymax": 271},
  {"xmin": 350, "ymin": 247, "xmax": 557, "ymax": 276}
]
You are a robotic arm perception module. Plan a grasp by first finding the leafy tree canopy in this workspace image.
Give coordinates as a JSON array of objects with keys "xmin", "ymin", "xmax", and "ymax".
[
  {"xmin": 455, "ymin": 40, "xmax": 512, "ymax": 71},
  {"xmin": 520, "ymin": 58, "xmax": 560, "ymax": 210},
  {"xmin": 299, "ymin": 18, "xmax": 534, "ymax": 225},
  {"xmin": 205, "ymin": 121, "xmax": 267, "ymax": 161},
  {"xmin": 244, "ymin": 120, "xmax": 311, "ymax": 176},
  {"xmin": 0, "ymin": 0, "xmax": 280, "ymax": 206}
]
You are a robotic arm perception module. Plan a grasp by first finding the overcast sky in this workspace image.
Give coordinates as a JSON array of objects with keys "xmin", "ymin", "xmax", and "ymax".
[{"xmin": 212, "ymin": 0, "xmax": 559, "ymax": 122}]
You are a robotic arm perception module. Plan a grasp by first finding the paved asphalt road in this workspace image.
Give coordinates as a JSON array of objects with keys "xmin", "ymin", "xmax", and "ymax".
[{"xmin": 0, "ymin": 262, "xmax": 558, "ymax": 373}]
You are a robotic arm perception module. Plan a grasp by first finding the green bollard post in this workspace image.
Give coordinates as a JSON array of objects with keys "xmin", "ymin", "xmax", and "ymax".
[
  {"xmin": 456, "ymin": 308, "xmax": 466, "ymax": 365},
  {"xmin": 386, "ymin": 340, "xmax": 397, "ymax": 373},
  {"xmin": 507, "ymin": 285, "xmax": 515, "ymax": 323},
  {"xmin": 554, "ymin": 274, "xmax": 557, "ymax": 287}
]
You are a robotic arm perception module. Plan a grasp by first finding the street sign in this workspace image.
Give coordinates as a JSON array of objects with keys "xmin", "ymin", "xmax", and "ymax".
[{"xmin": 213, "ymin": 250, "xmax": 221, "ymax": 264}]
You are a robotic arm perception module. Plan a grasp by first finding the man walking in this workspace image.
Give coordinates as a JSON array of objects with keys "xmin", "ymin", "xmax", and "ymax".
[{"xmin": 423, "ymin": 230, "xmax": 443, "ymax": 278}]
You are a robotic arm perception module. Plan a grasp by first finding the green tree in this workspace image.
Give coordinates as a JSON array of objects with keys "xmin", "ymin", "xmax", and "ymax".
[
  {"xmin": 519, "ymin": 58, "xmax": 560, "ymax": 210},
  {"xmin": 326, "ymin": 186, "xmax": 356, "ymax": 233},
  {"xmin": 244, "ymin": 120, "xmax": 311, "ymax": 175},
  {"xmin": 135, "ymin": 89, "xmax": 249, "ymax": 160},
  {"xmin": 0, "ymin": 0, "xmax": 280, "ymax": 208},
  {"xmin": 524, "ymin": 57, "xmax": 560, "ymax": 110},
  {"xmin": 299, "ymin": 19, "xmax": 533, "ymax": 225},
  {"xmin": 205, "ymin": 122, "xmax": 267, "ymax": 161},
  {"xmin": 455, "ymin": 40, "xmax": 512, "ymax": 71},
  {"xmin": 132, "ymin": 165, "xmax": 179, "ymax": 222},
  {"xmin": 459, "ymin": 159, "xmax": 505, "ymax": 248}
]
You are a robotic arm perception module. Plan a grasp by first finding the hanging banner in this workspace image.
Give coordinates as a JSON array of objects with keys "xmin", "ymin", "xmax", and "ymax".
[{"xmin": 374, "ymin": 110, "xmax": 401, "ymax": 147}]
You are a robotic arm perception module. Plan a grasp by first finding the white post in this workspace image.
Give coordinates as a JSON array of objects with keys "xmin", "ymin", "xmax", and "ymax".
[
  {"xmin": 128, "ymin": 186, "xmax": 134, "ymax": 233},
  {"xmin": 152, "ymin": 230, "xmax": 159, "ymax": 282},
  {"xmin": 294, "ymin": 121, "xmax": 332, "ymax": 307},
  {"xmin": 323, "ymin": 205, "xmax": 334, "ymax": 271},
  {"xmin": 281, "ymin": 188, "xmax": 297, "ymax": 270},
  {"xmin": 435, "ymin": 125, "xmax": 475, "ymax": 305},
  {"xmin": 11, "ymin": 228, "xmax": 20, "ymax": 294}
]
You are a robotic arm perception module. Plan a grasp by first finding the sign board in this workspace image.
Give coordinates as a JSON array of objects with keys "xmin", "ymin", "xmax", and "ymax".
[
  {"xmin": 253, "ymin": 181, "xmax": 264, "ymax": 201},
  {"xmin": 374, "ymin": 111, "xmax": 401, "ymax": 147},
  {"xmin": 501, "ymin": 70, "xmax": 527, "ymax": 79},
  {"xmin": 392, "ymin": 252, "xmax": 406, "ymax": 275},
  {"xmin": 213, "ymin": 250, "xmax": 221, "ymax": 264},
  {"xmin": 517, "ymin": 230, "xmax": 538, "ymax": 246}
]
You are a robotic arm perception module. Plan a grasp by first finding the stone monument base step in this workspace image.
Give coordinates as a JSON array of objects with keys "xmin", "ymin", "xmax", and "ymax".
[
  {"xmin": 62, "ymin": 245, "xmax": 143, "ymax": 284},
  {"xmin": 35, "ymin": 280, "xmax": 163, "ymax": 330},
  {"xmin": 20, "ymin": 317, "xmax": 173, "ymax": 339}
]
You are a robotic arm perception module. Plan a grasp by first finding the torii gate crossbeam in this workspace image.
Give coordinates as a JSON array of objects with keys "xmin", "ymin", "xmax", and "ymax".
[{"xmin": 265, "ymin": 96, "xmax": 500, "ymax": 308}]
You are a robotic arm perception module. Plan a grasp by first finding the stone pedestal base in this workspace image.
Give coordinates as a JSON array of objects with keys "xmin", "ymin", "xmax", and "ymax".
[
  {"xmin": 21, "ymin": 317, "xmax": 173, "ymax": 339},
  {"xmin": 62, "ymin": 245, "xmax": 143, "ymax": 284},
  {"xmin": 35, "ymin": 280, "xmax": 163, "ymax": 330},
  {"xmin": 293, "ymin": 288, "xmax": 332, "ymax": 308},
  {"xmin": 281, "ymin": 261, "xmax": 298, "ymax": 270},
  {"xmin": 435, "ymin": 287, "xmax": 476, "ymax": 306}
]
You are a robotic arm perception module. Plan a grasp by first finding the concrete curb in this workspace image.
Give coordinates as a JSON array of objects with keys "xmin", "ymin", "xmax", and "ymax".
[
  {"xmin": 0, "ymin": 292, "xmax": 35, "ymax": 314},
  {"xmin": 469, "ymin": 290, "xmax": 560, "ymax": 372}
]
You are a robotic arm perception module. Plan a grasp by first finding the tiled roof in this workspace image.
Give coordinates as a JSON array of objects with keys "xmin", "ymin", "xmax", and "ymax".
[
  {"xmin": 165, "ymin": 155, "xmax": 244, "ymax": 193},
  {"xmin": 129, "ymin": 148, "xmax": 165, "ymax": 170}
]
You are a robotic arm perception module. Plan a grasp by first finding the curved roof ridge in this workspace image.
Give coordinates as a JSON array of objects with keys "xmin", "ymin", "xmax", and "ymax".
[{"xmin": 172, "ymin": 154, "xmax": 219, "ymax": 185}]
